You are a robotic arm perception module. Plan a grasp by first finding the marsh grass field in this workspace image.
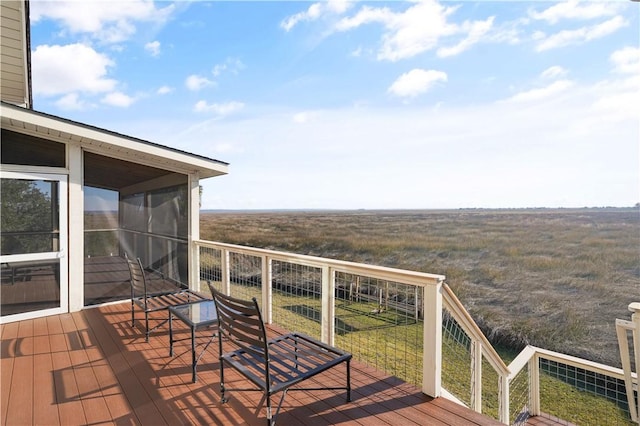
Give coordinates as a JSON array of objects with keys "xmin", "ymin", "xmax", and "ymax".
[{"xmin": 201, "ymin": 208, "xmax": 639, "ymax": 367}]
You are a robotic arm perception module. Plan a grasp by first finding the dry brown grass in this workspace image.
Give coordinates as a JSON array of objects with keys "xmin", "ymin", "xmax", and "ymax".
[{"xmin": 200, "ymin": 208, "xmax": 639, "ymax": 367}]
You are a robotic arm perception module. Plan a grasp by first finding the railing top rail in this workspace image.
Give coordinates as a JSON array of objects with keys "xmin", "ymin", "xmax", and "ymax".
[
  {"xmin": 616, "ymin": 318, "xmax": 636, "ymax": 331},
  {"xmin": 196, "ymin": 239, "xmax": 445, "ymax": 286},
  {"xmin": 442, "ymin": 283, "xmax": 510, "ymax": 376},
  {"xmin": 509, "ymin": 345, "xmax": 638, "ymax": 380},
  {"xmin": 507, "ymin": 345, "xmax": 538, "ymax": 380}
]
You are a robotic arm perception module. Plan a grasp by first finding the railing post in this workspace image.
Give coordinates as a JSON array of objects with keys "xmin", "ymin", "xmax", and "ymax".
[
  {"xmin": 618, "ymin": 302, "xmax": 640, "ymax": 423},
  {"xmin": 262, "ymin": 256, "xmax": 272, "ymax": 324},
  {"xmin": 422, "ymin": 279, "xmax": 443, "ymax": 397},
  {"xmin": 631, "ymin": 303, "xmax": 640, "ymax": 416},
  {"xmin": 499, "ymin": 374, "xmax": 510, "ymax": 424},
  {"xmin": 529, "ymin": 353, "xmax": 541, "ymax": 417},
  {"xmin": 321, "ymin": 266, "xmax": 335, "ymax": 346},
  {"xmin": 192, "ymin": 244, "xmax": 201, "ymax": 292},
  {"xmin": 221, "ymin": 248, "xmax": 230, "ymax": 295},
  {"xmin": 471, "ymin": 340, "xmax": 483, "ymax": 412}
]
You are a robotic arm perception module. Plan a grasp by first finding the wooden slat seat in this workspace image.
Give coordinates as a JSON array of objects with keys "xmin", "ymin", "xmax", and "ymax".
[
  {"xmin": 210, "ymin": 285, "xmax": 352, "ymax": 426},
  {"xmin": 127, "ymin": 256, "xmax": 208, "ymax": 341}
]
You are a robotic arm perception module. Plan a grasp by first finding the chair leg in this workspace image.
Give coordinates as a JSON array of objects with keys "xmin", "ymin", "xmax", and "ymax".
[
  {"xmin": 266, "ymin": 395, "xmax": 272, "ymax": 426},
  {"xmin": 131, "ymin": 302, "xmax": 135, "ymax": 328},
  {"xmin": 220, "ymin": 362, "xmax": 228, "ymax": 403},
  {"xmin": 346, "ymin": 359, "xmax": 352, "ymax": 402},
  {"xmin": 144, "ymin": 311, "xmax": 150, "ymax": 342}
]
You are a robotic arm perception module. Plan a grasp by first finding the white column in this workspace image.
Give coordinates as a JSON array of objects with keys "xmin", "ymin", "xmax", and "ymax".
[
  {"xmin": 188, "ymin": 173, "xmax": 200, "ymax": 291},
  {"xmin": 471, "ymin": 340, "xmax": 483, "ymax": 412},
  {"xmin": 67, "ymin": 145, "xmax": 84, "ymax": 312},
  {"xmin": 422, "ymin": 279, "xmax": 443, "ymax": 397},
  {"xmin": 262, "ymin": 256, "xmax": 272, "ymax": 324},
  {"xmin": 321, "ymin": 266, "xmax": 335, "ymax": 346}
]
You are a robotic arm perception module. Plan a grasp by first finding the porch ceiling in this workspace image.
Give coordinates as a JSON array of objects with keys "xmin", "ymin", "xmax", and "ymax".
[
  {"xmin": 84, "ymin": 152, "xmax": 179, "ymax": 191},
  {"xmin": 0, "ymin": 102, "xmax": 229, "ymax": 179}
]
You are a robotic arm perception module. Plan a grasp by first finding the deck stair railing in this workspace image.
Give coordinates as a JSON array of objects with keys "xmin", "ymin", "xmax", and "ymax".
[
  {"xmin": 617, "ymin": 302, "xmax": 640, "ymax": 423},
  {"xmin": 194, "ymin": 239, "xmax": 637, "ymax": 425}
]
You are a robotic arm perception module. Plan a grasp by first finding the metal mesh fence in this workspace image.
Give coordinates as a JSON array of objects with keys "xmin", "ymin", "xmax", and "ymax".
[
  {"xmin": 334, "ymin": 273, "xmax": 424, "ymax": 387},
  {"xmin": 270, "ymin": 260, "xmax": 323, "ymax": 339},
  {"xmin": 199, "ymin": 246, "xmax": 222, "ymax": 294},
  {"xmin": 509, "ymin": 364, "xmax": 530, "ymax": 425},
  {"xmin": 481, "ymin": 356, "xmax": 501, "ymax": 421},
  {"xmin": 441, "ymin": 310, "xmax": 473, "ymax": 407},
  {"xmin": 228, "ymin": 252, "xmax": 263, "ymax": 301},
  {"xmin": 538, "ymin": 357, "xmax": 634, "ymax": 426}
]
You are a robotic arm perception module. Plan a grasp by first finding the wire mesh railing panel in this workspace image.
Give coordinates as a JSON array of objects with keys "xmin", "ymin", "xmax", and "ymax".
[
  {"xmin": 199, "ymin": 246, "xmax": 222, "ymax": 294},
  {"xmin": 441, "ymin": 310, "xmax": 473, "ymax": 407},
  {"xmin": 481, "ymin": 356, "xmax": 501, "ymax": 421},
  {"xmin": 509, "ymin": 364, "xmax": 530, "ymax": 425},
  {"xmin": 270, "ymin": 260, "xmax": 323, "ymax": 339},
  {"xmin": 538, "ymin": 357, "xmax": 634, "ymax": 426},
  {"xmin": 228, "ymin": 252, "xmax": 263, "ymax": 301},
  {"xmin": 334, "ymin": 272, "xmax": 424, "ymax": 387}
]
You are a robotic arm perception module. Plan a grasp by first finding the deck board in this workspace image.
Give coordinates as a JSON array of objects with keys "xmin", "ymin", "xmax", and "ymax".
[{"xmin": 2, "ymin": 302, "xmax": 507, "ymax": 426}]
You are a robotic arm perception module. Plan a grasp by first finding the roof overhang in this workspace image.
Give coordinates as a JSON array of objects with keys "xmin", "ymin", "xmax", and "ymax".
[{"xmin": 1, "ymin": 102, "xmax": 229, "ymax": 179}]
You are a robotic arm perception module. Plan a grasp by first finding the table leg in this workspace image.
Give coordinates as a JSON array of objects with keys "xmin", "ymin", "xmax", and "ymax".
[
  {"xmin": 169, "ymin": 311, "xmax": 174, "ymax": 357},
  {"xmin": 191, "ymin": 325, "xmax": 197, "ymax": 383}
]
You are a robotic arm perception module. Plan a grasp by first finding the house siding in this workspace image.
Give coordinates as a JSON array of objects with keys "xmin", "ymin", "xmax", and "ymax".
[{"xmin": 1, "ymin": 1, "xmax": 28, "ymax": 107}]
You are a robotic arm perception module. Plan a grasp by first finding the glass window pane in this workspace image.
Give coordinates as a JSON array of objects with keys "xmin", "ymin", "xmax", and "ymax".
[
  {"xmin": 0, "ymin": 260, "xmax": 60, "ymax": 315},
  {"xmin": 1, "ymin": 179, "xmax": 60, "ymax": 255}
]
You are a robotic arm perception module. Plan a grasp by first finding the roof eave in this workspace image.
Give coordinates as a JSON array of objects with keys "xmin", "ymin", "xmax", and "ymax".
[{"xmin": 0, "ymin": 102, "xmax": 229, "ymax": 179}]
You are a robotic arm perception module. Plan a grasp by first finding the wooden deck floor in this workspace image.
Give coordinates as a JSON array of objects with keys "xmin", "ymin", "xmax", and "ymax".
[{"xmin": 1, "ymin": 302, "xmax": 507, "ymax": 426}]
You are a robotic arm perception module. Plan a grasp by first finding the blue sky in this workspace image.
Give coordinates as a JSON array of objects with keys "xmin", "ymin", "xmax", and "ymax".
[{"xmin": 30, "ymin": 0, "xmax": 639, "ymax": 210}]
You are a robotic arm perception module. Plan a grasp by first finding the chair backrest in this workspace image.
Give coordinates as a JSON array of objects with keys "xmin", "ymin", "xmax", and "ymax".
[
  {"xmin": 127, "ymin": 256, "xmax": 148, "ymax": 304},
  {"xmin": 209, "ymin": 285, "xmax": 269, "ymax": 366}
]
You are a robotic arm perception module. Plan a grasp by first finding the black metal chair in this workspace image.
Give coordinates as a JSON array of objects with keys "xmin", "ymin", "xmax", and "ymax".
[
  {"xmin": 127, "ymin": 256, "xmax": 208, "ymax": 341},
  {"xmin": 209, "ymin": 285, "xmax": 352, "ymax": 426}
]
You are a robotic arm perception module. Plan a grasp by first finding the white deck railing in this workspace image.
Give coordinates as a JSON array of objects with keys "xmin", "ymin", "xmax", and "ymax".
[{"xmin": 194, "ymin": 239, "xmax": 637, "ymax": 425}]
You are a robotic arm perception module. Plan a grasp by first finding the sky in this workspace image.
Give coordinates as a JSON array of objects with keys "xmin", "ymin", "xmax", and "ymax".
[{"xmin": 29, "ymin": 0, "xmax": 639, "ymax": 210}]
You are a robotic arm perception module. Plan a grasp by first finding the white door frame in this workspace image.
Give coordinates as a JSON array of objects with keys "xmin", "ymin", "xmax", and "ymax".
[{"xmin": 0, "ymin": 171, "xmax": 69, "ymax": 323}]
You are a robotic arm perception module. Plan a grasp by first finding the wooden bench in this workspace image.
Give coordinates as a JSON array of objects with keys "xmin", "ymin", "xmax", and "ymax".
[
  {"xmin": 209, "ymin": 285, "xmax": 352, "ymax": 426},
  {"xmin": 127, "ymin": 256, "xmax": 208, "ymax": 342}
]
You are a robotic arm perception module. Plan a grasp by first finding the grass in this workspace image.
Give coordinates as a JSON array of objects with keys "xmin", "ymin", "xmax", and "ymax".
[{"xmin": 201, "ymin": 208, "xmax": 639, "ymax": 368}]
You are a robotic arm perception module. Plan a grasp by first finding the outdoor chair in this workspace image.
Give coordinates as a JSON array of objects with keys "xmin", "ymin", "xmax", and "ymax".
[
  {"xmin": 127, "ymin": 256, "xmax": 208, "ymax": 341},
  {"xmin": 209, "ymin": 285, "xmax": 352, "ymax": 426}
]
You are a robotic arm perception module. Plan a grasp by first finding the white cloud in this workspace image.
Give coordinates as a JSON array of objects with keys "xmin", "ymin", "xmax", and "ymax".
[
  {"xmin": 30, "ymin": 0, "xmax": 175, "ymax": 44},
  {"xmin": 175, "ymin": 73, "xmax": 637, "ymax": 210},
  {"xmin": 54, "ymin": 93, "xmax": 89, "ymax": 111},
  {"xmin": 194, "ymin": 100, "xmax": 245, "ymax": 116},
  {"xmin": 610, "ymin": 47, "xmax": 640, "ymax": 75},
  {"xmin": 333, "ymin": 1, "xmax": 495, "ymax": 61},
  {"xmin": 388, "ymin": 69, "xmax": 447, "ymax": 98},
  {"xmin": 157, "ymin": 85, "xmax": 173, "ymax": 95},
  {"xmin": 32, "ymin": 43, "xmax": 116, "ymax": 96},
  {"xmin": 280, "ymin": 0, "xmax": 351, "ymax": 32},
  {"xmin": 186, "ymin": 74, "xmax": 216, "ymax": 91},
  {"xmin": 529, "ymin": 0, "xmax": 624, "ymax": 24},
  {"xmin": 507, "ymin": 80, "xmax": 574, "ymax": 103},
  {"xmin": 535, "ymin": 16, "xmax": 627, "ymax": 52},
  {"xmin": 145, "ymin": 40, "xmax": 161, "ymax": 57},
  {"xmin": 293, "ymin": 111, "xmax": 320, "ymax": 123},
  {"xmin": 591, "ymin": 76, "xmax": 640, "ymax": 122},
  {"xmin": 541, "ymin": 66, "xmax": 568, "ymax": 80},
  {"xmin": 212, "ymin": 58, "xmax": 245, "ymax": 77},
  {"xmin": 101, "ymin": 92, "xmax": 136, "ymax": 108},
  {"xmin": 437, "ymin": 16, "xmax": 494, "ymax": 57}
]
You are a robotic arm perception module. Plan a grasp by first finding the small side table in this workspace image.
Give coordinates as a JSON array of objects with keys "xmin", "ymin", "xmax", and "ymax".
[{"xmin": 169, "ymin": 299, "xmax": 218, "ymax": 383}]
